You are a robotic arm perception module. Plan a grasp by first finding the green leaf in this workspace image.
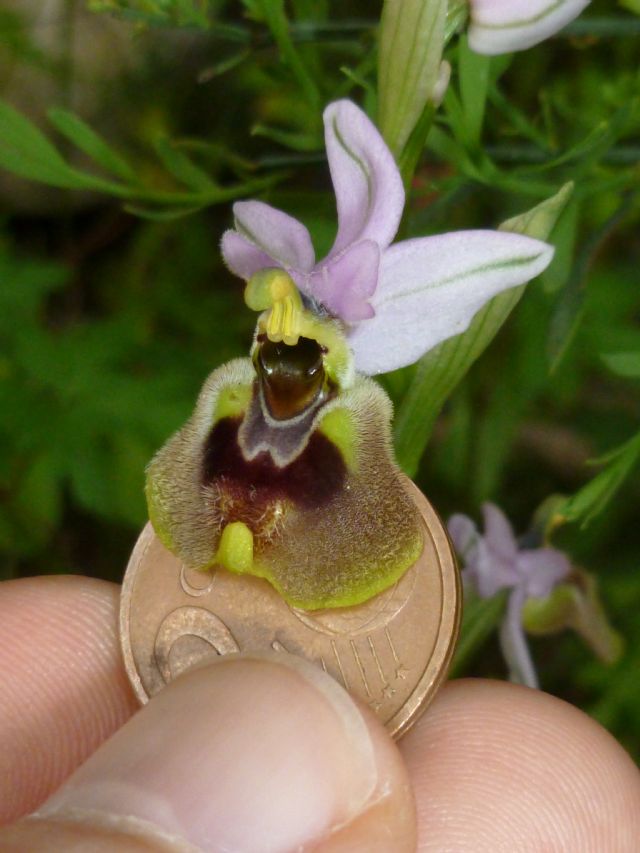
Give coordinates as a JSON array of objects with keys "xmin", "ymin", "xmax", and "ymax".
[
  {"xmin": 14, "ymin": 453, "xmax": 63, "ymax": 533},
  {"xmin": 251, "ymin": 124, "xmax": 320, "ymax": 152},
  {"xmin": 378, "ymin": 0, "xmax": 446, "ymax": 157},
  {"xmin": 499, "ymin": 181, "xmax": 575, "ymax": 240},
  {"xmin": 47, "ymin": 108, "xmax": 137, "ymax": 183},
  {"xmin": 601, "ymin": 351, "xmax": 640, "ymax": 379},
  {"xmin": 398, "ymin": 101, "xmax": 436, "ymax": 189},
  {"xmin": 450, "ymin": 590, "xmax": 507, "ymax": 677},
  {"xmin": 540, "ymin": 197, "xmax": 579, "ymax": 295},
  {"xmin": 547, "ymin": 193, "xmax": 634, "ymax": 373},
  {"xmin": 254, "ymin": 0, "xmax": 320, "ymax": 109},
  {"xmin": 458, "ymin": 35, "xmax": 491, "ymax": 148},
  {"xmin": 444, "ymin": 0, "xmax": 468, "ymax": 41},
  {"xmin": 123, "ymin": 203, "xmax": 206, "ymax": 220},
  {"xmin": 88, "ymin": 0, "xmax": 211, "ymax": 28},
  {"xmin": 560, "ymin": 431, "xmax": 640, "ymax": 528},
  {"xmin": 394, "ymin": 182, "xmax": 574, "ymax": 476},
  {"xmin": 153, "ymin": 136, "xmax": 218, "ymax": 191},
  {"xmin": 0, "ymin": 100, "xmax": 87, "ymax": 189}
]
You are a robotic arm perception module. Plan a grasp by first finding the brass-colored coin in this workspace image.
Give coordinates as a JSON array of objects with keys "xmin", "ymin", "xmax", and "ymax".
[{"xmin": 120, "ymin": 479, "xmax": 460, "ymax": 739}]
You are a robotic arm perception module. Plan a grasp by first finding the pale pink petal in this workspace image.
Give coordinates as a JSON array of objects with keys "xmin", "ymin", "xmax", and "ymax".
[
  {"xmin": 469, "ymin": 0, "xmax": 590, "ymax": 55},
  {"xmin": 483, "ymin": 503, "xmax": 518, "ymax": 564},
  {"xmin": 517, "ymin": 548, "xmax": 571, "ymax": 598},
  {"xmin": 450, "ymin": 511, "xmax": 518, "ymax": 597},
  {"xmin": 348, "ymin": 230, "xmax": 554, "ymax": 375},
  {"xmin": 221, "ymin": 230, "xmax": 274, "ymax": 280},
  {"xmin": 472, "ymin": 538, "xmax": 519, "ymax": 598},
  {"xmin": 500, "ymin": 587, "xmax": 539, "ymax": 688},
  {"xmin": 233, "ymin": 200, "xmax": 316, "ymax": 273},
  {"xmin": 308, "ymin": 240, "xmax": 378, "ymax": 322},
  {"xmin": 323, "ymin": 100, "xmax": 405, "ymax": 256},
  {"xmin": 448, "ymin": 514, "xmax": 479, "ymax": 559}
]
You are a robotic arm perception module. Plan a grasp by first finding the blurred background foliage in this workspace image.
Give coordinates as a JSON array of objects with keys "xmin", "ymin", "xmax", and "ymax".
[{"xmin": 0, "ymin": 0, "xmax": 638, "ymax": 759}]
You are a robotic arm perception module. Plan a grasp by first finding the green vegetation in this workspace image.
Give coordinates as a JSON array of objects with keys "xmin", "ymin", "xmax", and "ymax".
[{"xmin": 0, "ymin": 0, "xmax": 638, "ymax": 757}]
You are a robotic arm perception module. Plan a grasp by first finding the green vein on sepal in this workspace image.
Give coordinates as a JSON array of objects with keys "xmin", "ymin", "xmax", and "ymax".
[{"xmin": 393, "ymin": 182, "xmax": 574, "ymax": 477}]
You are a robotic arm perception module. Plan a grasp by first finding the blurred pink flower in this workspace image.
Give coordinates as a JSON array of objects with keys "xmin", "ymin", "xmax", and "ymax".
[{"xmin": 449, "ymin": 503, "xmax": 571, "ymax": 687}]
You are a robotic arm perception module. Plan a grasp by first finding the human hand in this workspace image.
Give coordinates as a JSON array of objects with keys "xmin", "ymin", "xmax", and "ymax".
[{"xmin": 1, "ymin": 575, "xmax": 639, "ymax": 851}]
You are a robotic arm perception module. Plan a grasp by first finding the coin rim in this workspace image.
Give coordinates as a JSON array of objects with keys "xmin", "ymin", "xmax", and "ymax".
[
  {"xmin": 120, "ymin": 479, "xmax": 461, "ymax": 739},
  {"xmin": 384, "ymin": 478, "xmax": 461, "ymax": 738}
]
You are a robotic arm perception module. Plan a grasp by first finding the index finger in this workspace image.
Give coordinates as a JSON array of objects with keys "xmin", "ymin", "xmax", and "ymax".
[{"xmin": 0, "ymin": 576, "xmax": 137, "ymax": 824}]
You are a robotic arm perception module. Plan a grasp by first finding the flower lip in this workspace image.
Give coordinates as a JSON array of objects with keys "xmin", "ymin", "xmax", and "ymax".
[{"xmin": 222, "ymin": 99, "xmax": 555, "ymax": 377}]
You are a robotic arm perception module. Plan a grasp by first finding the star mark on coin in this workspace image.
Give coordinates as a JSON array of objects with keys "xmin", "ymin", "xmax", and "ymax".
[
  {"xmin": 395, "ymin": 664, "xmax": 410, "ymax": 680},
  {"xmin": 382, "ymin": 683, "xmax": 396, "ymax": 699}
]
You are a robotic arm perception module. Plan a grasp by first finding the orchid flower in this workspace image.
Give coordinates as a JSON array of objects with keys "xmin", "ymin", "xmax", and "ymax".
[
  {"xmin": 222, "ymin": 99, "xmax": 553, "ymax": 376},
  {"xmin": 468, "ymin": 0, "xmax": 591, "ymax": 56},
  {"xmin": 147, "ymin": 100, "xmax": 555, "ymax": 612},
  {"xmin": 448, "ymin": 503, "xmax": 571, "ymax": 688}
]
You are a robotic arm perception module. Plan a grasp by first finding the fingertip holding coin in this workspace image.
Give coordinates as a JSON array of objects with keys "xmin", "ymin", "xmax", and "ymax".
[{"xmin": 120, "ymin": 479, "xmax": 461, "ymax": 739}]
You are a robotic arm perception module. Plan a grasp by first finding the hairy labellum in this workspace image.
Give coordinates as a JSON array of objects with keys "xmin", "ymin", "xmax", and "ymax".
[{"xmin": 146, "ymin": 272, "xmax": 423, "ymax": 609}]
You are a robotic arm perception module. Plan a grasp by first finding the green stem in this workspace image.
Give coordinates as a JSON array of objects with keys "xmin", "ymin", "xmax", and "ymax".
[
  {"xmin": 487, "ymin": 145, "xmax": 640, "ymax": 166},
  {"xmin": 70, "ymin": 171, "xmax": 281, "ymax": 206},
  {"xmin": 449, "ymin": 592, "xmax": 507, "ymax": 678},
  {"xmin": 258, "ymin": 0, "xmax": 321, "ymax": 109},
  {"xmin": 562, "ymin": 17, "xmax": 640, "ymax": 37}
]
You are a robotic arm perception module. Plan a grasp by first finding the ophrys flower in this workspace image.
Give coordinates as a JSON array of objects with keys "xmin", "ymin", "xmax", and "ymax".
[{"xmin": 146, "ymin": 100, "xmax": 555, "ymax": 611}]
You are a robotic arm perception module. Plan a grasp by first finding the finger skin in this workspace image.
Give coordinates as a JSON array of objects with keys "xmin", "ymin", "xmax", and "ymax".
[
  {"xmin": 0, "ymin": 817, "xmax": 178, "ymax": 853},
  {"xmin": 2, "ymin": 576, "xmax": 640, "ymax": 852},
  {"xmin": 0, "ymin": 576, "xmax": 138, "ymax": 824},
  {"xmin": 399, "ymin": 678, "xmax": 640, "ymax": 852},
  {"xmin": 3, "ymin": 655, "xmax": 417, "ymax": 852}
]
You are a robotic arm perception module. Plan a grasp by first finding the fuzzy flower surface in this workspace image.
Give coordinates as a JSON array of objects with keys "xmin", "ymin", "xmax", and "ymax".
[
  {"xmin": 449, "ymin": 503, "xmax": 571, "ymax": 688},
  {"xmin": 222, "ymin": 99, "xmax": 553, "ymax": 376},
  {"xmin": 468, "ymin": 0, "xmax": 591, "ymax": 55}
]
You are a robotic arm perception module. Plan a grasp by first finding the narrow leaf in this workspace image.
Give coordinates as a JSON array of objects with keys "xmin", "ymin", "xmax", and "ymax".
[
  {"xmin": 601, "ymin": 351, "xmax": 640, "ymax": 379},
  {"xmin": 123, "ymin": 203, "xmax": 206, "ymax": 221},
  {"xmin": 256, "ymin": 0, "xmax": 320, "ymax": 108},
  {"xmin": 548, "ymin": 193, "xmax": 634, "ymax": 373},
  {"xmin": 0, "ymin": 100, "xmax": 87, "ymax": 188},
  {"xmin": 47, "ymin": 108, "xmax": 137, "ymax": 183},
  {"xmin": 560, "ymin": 432, "xmax": 640, "ymax": 528},
  {"xmin": 450, "ymin": 590, "xmax": 507, "ymax": 677},
  {"xmin": 153, "ymin": 136, "xmax": 218, "ymax": 191},
  {"xmin": 458, "ymin": 35, "xmax": 491, "ymax": 147}
]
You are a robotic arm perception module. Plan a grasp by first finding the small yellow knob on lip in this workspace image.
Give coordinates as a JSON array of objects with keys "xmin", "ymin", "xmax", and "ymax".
[{"xmin": 216, "ymin": 521, "xmax": 254, "ymax": 574}]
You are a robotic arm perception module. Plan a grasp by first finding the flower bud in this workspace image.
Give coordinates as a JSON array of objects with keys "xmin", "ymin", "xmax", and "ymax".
[{"xmin": 522, "ymin": 568, "xmax": 623, "ymax": 665}]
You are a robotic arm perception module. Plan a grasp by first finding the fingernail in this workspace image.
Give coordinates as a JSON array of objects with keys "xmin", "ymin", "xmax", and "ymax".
[{"xmin": 37, "ymin": 654, "xmax": 378, "ymax": 851}]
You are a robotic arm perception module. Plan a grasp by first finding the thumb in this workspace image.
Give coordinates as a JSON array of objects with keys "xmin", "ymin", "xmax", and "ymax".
[{"xmin": 2, "ymin": 654, "xmax": 416, "ymax": 852}]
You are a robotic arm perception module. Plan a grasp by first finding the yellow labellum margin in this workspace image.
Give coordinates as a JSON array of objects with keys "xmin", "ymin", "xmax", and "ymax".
[{"xmin": 146, "ymin": 273, "xmax": 423, "ymax": 610}]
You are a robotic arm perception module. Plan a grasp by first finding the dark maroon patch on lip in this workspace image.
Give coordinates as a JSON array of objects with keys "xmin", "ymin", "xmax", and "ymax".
[{"xmin": 202, "ymin": 417, "xmax": 345, "ymax": 510}]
